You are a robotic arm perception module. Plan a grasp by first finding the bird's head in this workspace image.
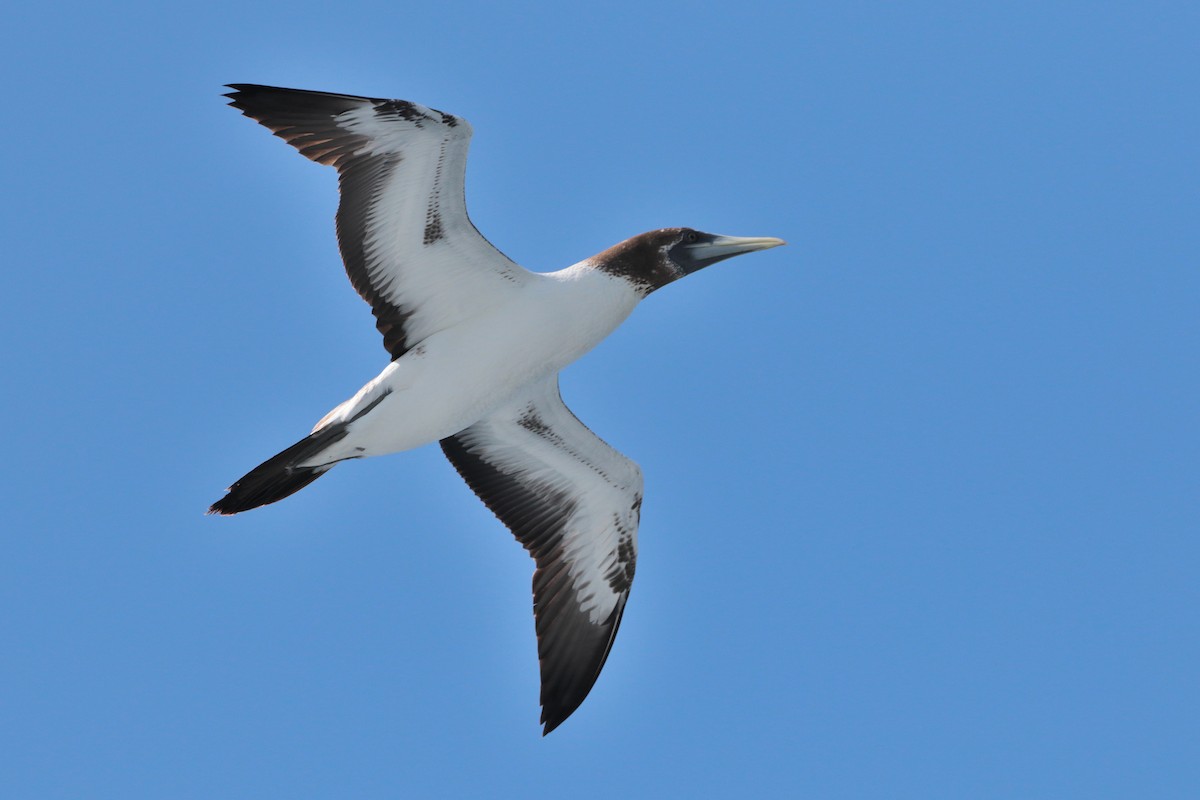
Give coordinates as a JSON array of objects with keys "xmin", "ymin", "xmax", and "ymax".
[{"xmin": 594, "ymin": 228, "xmax": 786, "ymax": 293}]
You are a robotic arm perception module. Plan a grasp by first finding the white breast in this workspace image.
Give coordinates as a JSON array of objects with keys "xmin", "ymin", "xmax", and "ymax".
[{"xmin": 317, "ymin": 265, "xmax": 644, "ymax": 460}]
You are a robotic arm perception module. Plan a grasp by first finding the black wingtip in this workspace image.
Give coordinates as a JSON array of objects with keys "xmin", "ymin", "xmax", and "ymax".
[
  {"xmin": 223, "ymin": 83, "xmax": 378, "ymax": 107},
  {"xmin": 223, "ymin": 83, "xmax": 260, "ymax": 101},
  {"xmin": 224, "ymin": 82, "xmax": 290, "ymax": 94},
  {"xmin": 538, "ymin": 693, "xmax": 583, "ymax": 736},
  {"xmin": 223, "ymin": 83, "xmax": 298, "ymax": 113}
]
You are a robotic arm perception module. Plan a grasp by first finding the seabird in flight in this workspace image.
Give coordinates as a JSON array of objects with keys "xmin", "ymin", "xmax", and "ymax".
[{"xmin": 209, "ymin": 84, "xmax": 785, "ymax": 734}]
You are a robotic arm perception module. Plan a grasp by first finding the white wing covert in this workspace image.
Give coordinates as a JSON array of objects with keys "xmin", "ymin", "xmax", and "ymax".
[
  {"xmin": 226, "ymin": 84, "xmax": 529, "ymax": 360},
  {"xmin": 440, "ymin": 376, "xmax": 643, "ymax": 735}
]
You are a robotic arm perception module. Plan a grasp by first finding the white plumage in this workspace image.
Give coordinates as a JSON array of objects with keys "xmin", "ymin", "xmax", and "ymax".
[{"xmin": 210, "ymin": 84, "xmax": 784, "ymax": 734}]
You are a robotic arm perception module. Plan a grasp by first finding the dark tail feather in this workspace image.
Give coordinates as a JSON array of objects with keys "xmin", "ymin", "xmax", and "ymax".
[{"xmin": 208, "ymin": 424, "xmax": 350, "ymax": 516}]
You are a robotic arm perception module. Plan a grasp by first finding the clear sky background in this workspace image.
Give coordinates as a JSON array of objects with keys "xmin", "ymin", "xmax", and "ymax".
[{"xmin": 3, "ymin": 2, "xmax": 1197, "ymax": 798}]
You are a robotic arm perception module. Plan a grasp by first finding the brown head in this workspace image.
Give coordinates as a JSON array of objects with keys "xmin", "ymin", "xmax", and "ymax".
[{"xmin": 591, "ymin": 228, "xmax": 785, "ymax": 294}]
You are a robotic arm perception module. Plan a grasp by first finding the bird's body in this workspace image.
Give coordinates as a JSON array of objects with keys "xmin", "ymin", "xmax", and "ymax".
[
  {"xmin": 210, "ymin": 84, "xmax": 783, "ymax": 734},
  {"xmin": 310, "ymin": 264, "xmax": 641, "ymax": 462}
]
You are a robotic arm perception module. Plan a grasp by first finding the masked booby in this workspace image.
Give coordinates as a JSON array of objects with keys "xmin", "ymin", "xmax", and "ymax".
[{"xmin": 209, "ymin": 84, "xmax": 785, "ymax": 734}]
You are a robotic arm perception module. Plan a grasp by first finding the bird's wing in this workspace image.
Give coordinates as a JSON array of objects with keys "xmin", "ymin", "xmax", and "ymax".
[
  {"xmin": 226, "ymin": 84, "xmax": 530, "ymax": 360},
  {"xmin": 440, "ymin": 376, "xmax": 643, "ymax": 735}
]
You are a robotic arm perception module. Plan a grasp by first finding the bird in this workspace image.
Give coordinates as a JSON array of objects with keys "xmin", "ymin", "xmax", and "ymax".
[{"xmin": 209, "ymin": 84, "xmax": 785, "ymax": 735}]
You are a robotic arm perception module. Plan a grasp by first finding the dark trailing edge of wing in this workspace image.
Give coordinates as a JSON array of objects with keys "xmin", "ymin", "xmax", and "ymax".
[
  {"xmin": 224, "ymin": 84, "xmax": 425, "ymax": 361},
  {"xmin": 333, "ymin": 152, "xmax": 414, "ymax": 359},
  {"xmin": 440, "ymin": 432, "xmax": 629, "ymax": 735}
]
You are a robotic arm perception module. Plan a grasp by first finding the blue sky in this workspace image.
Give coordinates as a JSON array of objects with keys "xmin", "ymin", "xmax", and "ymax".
[{"xmin": 3, "ymin": 1, "xmax": 1197, "ymax": 797}]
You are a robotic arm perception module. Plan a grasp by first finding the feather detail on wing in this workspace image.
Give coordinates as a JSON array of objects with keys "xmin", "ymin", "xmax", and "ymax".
[
  {"xmin": 226, "ymin": 84, "xmax": 529, "ymax": 360},
  {"xmin": 440, "ymin": 377, "xmax": 642, "ymax": 734}
]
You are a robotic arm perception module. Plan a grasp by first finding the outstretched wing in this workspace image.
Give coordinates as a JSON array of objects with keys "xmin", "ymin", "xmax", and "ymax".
[
  {"xmin": 441, "ymin": 377, "xmax": 643, "ymax": 735},
  {"xmin": 226, "ymin": 84, "xmax": 530, "ymax": 360}
]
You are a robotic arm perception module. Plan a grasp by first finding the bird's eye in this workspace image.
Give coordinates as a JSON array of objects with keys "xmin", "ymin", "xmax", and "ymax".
[{"xmin": 685, "ymin": 231, "xmax": 698, "ymax": 243}]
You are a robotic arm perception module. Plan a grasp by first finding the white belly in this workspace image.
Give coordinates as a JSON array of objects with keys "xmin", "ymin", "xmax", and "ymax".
[{"xmin": 309, "ymin": 266, "xmax": 641, "ymax": 462}]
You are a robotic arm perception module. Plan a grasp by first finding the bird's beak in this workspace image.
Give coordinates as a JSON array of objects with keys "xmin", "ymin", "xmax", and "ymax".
[{"xmin": 678, "ymin": 234, "xmax": 787, "ymax": 273}]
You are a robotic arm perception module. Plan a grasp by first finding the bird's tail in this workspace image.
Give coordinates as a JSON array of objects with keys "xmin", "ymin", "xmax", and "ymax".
[{"xmin": 208, "ymin": 423, "xmax": 351, "ymax": 516}]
